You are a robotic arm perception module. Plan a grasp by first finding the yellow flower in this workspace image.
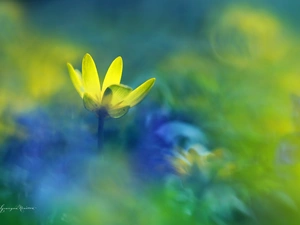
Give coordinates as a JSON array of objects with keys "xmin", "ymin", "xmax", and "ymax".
[
  {"xmin": 67, "ymin": 54, "xmax": 155, "ymax": 118},
  {"xmin": 171, "ymin": 145, "xmax": 235, "ymax": 178},
  {"xmin": 172, "ymin": 145, "xmax": 212, "ymax": 175}
]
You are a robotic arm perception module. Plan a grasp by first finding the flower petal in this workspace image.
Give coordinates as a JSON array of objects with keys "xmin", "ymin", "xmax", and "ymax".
[
  {"xmin": 67, "ymin": 63, "xmax": 84, "ymax": 98},
  {"xmin": 107, "ymin": 84, "xmax": 132, "ymax": 106},
  {"xmin": 83, "ymin": 93, "xmax": 101, "ymax": 112},
  {"xmin": 82, "ymin": 53, "xmax": 101, "ymax": 100},
  {"xmin": 101, "ymin": 86, "xmax": 113, "ymax": 107},
  {"xmin": 121, "ymin": 78, "xmax": 155, "ymax": 107},
  {"xmin": 107, "ymin": 106, "xmax": 130, "ymax": 118},
  {"xmin": 101, "ymin": 56, "xmax": 123, "ymax": 97}
]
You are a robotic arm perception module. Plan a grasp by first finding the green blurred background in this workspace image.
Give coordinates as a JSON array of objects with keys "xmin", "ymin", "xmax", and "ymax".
[{"xmin": 1, "ymin": 0, "xmax": 300, "ymax": 224}]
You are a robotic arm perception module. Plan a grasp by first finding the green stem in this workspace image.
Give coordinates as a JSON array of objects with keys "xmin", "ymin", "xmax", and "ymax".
[{"xmin": 97, "ymin": 114, "xmax": 105, "ymax": 151}]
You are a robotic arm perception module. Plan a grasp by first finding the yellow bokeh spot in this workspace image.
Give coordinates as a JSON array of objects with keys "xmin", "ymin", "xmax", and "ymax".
[
  {"xmin": 210, "ymin": 5, "xmax": 289, "ymax": 67},
  {"xmin": 0, "ymin": 2, "xmax": 83, "ymax": 144}
]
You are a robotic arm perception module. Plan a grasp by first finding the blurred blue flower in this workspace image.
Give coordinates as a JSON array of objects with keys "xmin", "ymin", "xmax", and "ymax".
[
  {"xmin": 1, "ymin": 109, "xmax": 95, "ymax": 217},
  {"xmin": 126, "ymin": 105, "xmax": 207, "ymax": 181}
]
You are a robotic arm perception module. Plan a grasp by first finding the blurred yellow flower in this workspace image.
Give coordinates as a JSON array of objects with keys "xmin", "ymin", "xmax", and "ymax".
[
  {"xmin": 172, "ymin": 144, "xmax": 214, "ymax": 175},
  {"xmin": 171, "ymin": 145, "xmax": 235, "ymax": 178},
  {"xmin": 67, "ymin": 54, "xmax": 155, "ymax": 118}
]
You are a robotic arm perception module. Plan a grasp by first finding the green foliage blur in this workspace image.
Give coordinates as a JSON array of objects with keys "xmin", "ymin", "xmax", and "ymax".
[{"xmin": 1, "ymin": 1, "xmax": 300, "ymax": 225}]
